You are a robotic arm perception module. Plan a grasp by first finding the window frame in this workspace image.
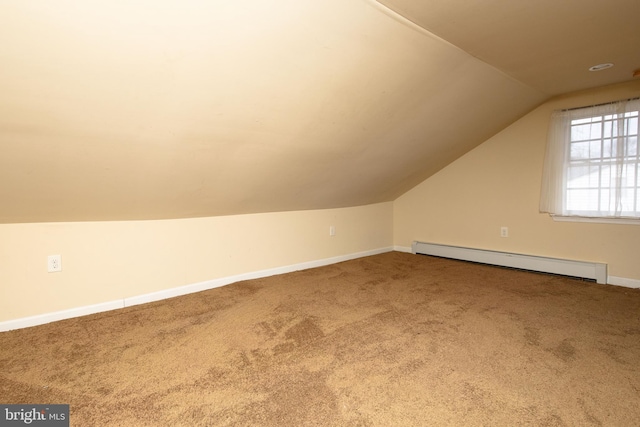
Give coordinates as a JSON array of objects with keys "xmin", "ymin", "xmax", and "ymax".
[{"xmin": 540, "ymin": 98, "xmax": 640, "ymax": 224}]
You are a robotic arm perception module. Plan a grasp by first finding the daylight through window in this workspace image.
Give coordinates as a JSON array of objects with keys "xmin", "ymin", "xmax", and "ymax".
[{"xmin": 540, "ymin": 98, "xmax": 640, "ymax": 220}]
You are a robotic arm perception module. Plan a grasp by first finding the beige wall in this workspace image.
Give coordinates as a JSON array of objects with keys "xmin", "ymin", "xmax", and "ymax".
[
  {"xmin": 394, "ymin": 80, "xmax": 640, "ymax": 281},
  {"xmin": 0, "ymin": 202, "xmax": 393, "ymax": 322},
  {"xmin": 5, "ymin": 80, "xmax": 640, "ymax": 325}
]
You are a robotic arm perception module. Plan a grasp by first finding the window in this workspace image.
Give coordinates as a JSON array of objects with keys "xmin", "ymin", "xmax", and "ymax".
[{"xmin": 540, "ymin": 98, "xmax": 640, "ymax": 221}]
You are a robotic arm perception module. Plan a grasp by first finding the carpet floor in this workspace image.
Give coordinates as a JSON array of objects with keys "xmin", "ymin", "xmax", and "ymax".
[{"xmin": 1, "ymin": 251, "xmax": 640, "ymax": 426}]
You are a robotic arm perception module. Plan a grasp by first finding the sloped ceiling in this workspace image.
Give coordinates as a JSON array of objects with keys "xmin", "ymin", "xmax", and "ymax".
[
  {"xmin": 377, "ymin": 0, "xmax": 640, "ymax": 95},
  {"xmin": 0, "ymin": 0, "xmax": 637, "ymax": 223}
]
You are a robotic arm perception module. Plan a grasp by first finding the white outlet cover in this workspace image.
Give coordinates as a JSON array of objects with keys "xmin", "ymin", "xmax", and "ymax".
[{"xmin": 48, "ymin": 255, "xmax": 62, "ymax": 272}]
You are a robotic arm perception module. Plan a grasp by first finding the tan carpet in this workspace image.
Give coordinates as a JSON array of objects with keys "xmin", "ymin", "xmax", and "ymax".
[{"xmin": 1, "ymin": 251, "xmax": 640, "ymax": 426}]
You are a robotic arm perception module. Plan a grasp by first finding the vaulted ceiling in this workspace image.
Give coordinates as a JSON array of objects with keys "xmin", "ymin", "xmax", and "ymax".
[{"xmin": 1, "ymin": 0, "xmax": 638, "ymax": 223}]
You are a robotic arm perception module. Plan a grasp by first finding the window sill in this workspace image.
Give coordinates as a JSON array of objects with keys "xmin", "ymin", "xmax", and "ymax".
[{"xmin": 551, "ymin": 215, "xmax": 640, "ymax": 225}]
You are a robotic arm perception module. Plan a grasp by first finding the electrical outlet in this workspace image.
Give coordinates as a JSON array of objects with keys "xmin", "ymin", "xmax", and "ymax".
[
  {"xmin": 48, "ymin": 255, "xmax": 62, "ymax": 272},
  {"xmin": 329, "ymin": 225, "xmax": 336, "ymax": 236},
  {"xmin": 500, "ymin": 227, "xmax": 509, "ymax": 238}
]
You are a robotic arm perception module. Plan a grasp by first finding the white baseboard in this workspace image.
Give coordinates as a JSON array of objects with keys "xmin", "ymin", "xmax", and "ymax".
[
  {"xmin": 125, "ymin": 246, "xmax": 394, "ymax": 308},
  {"xmin": 0, "ymin": 246, "xmax": 394, "ymax": 332},
  {"xmin": 5, "ymin": 245, "xmax": 633, "ymax": 332},
  {"xmin": 608, "ymin": 276, "xmax": 640, "ymax": 289},
  {"xmin": 412, "ymin": 241, "xmax": 608, "ymax": 284},
  {"xmin": 0, "ymin": 300, "xmax": 125, "ymax": 333}
]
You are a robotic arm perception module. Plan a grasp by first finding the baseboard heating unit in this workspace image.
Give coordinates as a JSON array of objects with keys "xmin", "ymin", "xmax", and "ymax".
[{"xmin": 411, "ymin": 241, "xmax": 607, "ymax": 284}]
